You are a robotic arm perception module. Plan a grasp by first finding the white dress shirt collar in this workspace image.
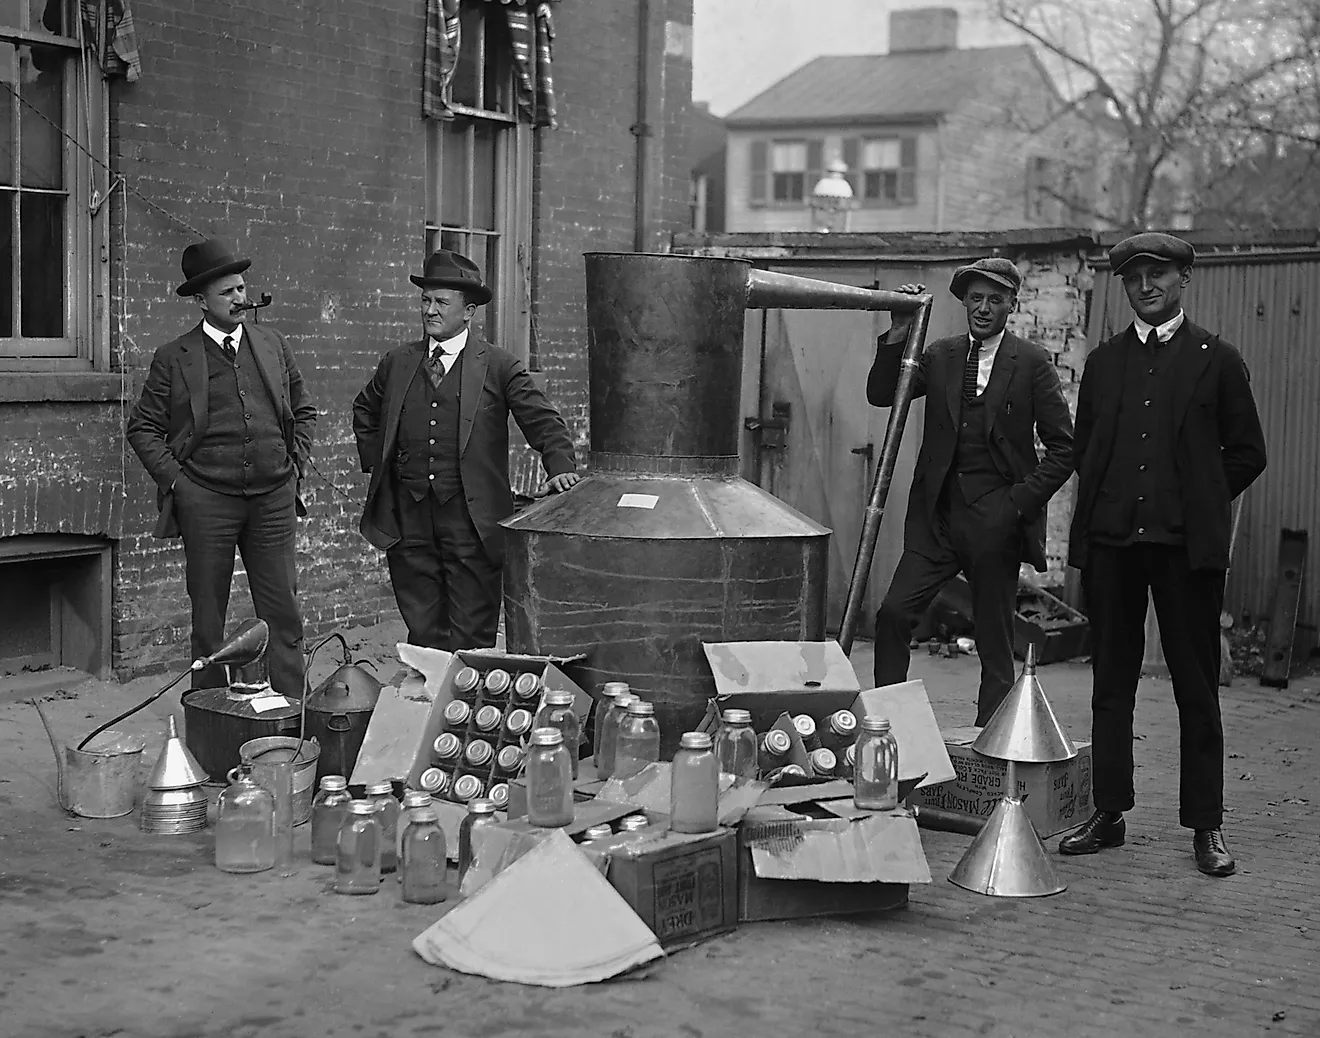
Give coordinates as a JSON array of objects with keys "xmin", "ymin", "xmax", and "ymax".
[
  {"xmin": 429, "ymin": 327, "xmax": 469, "ymax": 359},
  {"xmin": 1133, "ymin": 309, "xmax": 1185, "ymax": 345},
  {"xmin": 970, "ymin": 329, "xmax": 1005, "ymax": 353},
  {"xmin": 201, "ymin": 319, "xmax": 243, "ymax": 348}
]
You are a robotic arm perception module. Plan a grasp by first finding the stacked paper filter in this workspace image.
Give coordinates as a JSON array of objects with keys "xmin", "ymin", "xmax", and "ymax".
[{"xmin": 140, "ymin": 716, "xmax": 210, "ymax": 834}]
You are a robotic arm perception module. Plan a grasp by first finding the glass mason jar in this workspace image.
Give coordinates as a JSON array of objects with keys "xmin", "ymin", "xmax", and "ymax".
[
  {"xmin": 419, "ymin": 767, "xmax": 451, "ymax": 797},
  {"xmin": 526, "ymin": 727, "xmax": 574, "ymax": 828},
  {"xmin": 759, "ymin": 728, "xmax": 793, "ymax": 771},
  {"xmin": 853, "ymin": 715, "xmax": 899, "ymax": 811},
  {"xmin": 215, "ymin": 763, "xmax": 276, "ymax": 874},
  {"xmin": 443, "ymin": 699, "xmax": 472, "ymax": 731},
  {"xmin": 792, "ymin": 714, "xmax": 819, "ymax": 750},
  {"xmin": 401, "ymin": 807, "xmax": 449, "ymax": 905},
  {"xmin": 616, "ymin": 814, "xmax": 652, "ymax": 840},
  {"xmin": 595, "ymin": 692, "xmax": 635, "ymax": 782},
  {"xmin": 502, "ymin": 708, "xmax": 534, "ymax": 741},
  {"xmin": 614, "ymin": 700, "xmax": 661, "ymax": 781},
  {"xmin": 365, "ymin": 781, "xmax": 401, "ymax": 874},
  {"xmin": 464, "ymin": 739, "xmax": 494, "ymax": 769},
  {"xmin": 451, "ymin": 773, "xmax": 484, "ymax": 805},
  {"xmin": 593, "ymin": 682, "xmax": 629, "ymax": 771},
  {"xmin": 457, "ymin": 797, "xmax": 500, "ymax": 889},
  {"xmin": 487, "ymin": 782, "xmax": 511, "ymax": 810},
  {"xmin": 582, "ymin": 823, "xmax": 614, "ymax": 842},
  {"xmin": 533, "ymin": 690, "xmax": 581, "ymax": 779},
  {"xmin": 483, "ymin": 668, "xmax": 513, "ymax": 700},
  {"xmin": 714, "ymin": 708, "xmax": 759, "ymax": 781},
  {"xmin": 474, "ymin": 705, "xmax": 503, "ymax": 734},
  {"xmin": 397, "ymin": 790, "xmax": 434, "ymax": 861},
  {"xmin": 512, "ymin": 671, "xmax": 542, "ymax": 705},
  {"xmin": 432, "ymin": 732, "xmax": 462, "ymax": 765},
  {"xmin": 671, "ymin": 732, "xmax": 719, "ymax": 834},
  {"xmin": 309, "ymin": 774, "xmax": 352, "ymax": 866},
  {"xmin": 453, "ymin": 666, "xmax": 482, "ymax": 702},
  {"xmin": 335, "ymin": 800, "xmax": 382, "ymax": 894},
  {"xmin": 495, "ymin": 744, "xmax": 525, "ymax": 776},
  {"xmin": 823, "ymin": 709, "xmax": 858, "ymax": 750},
  {"xmin": 809, "ymin": 747, "xmax": 838, "ymax": 777}
]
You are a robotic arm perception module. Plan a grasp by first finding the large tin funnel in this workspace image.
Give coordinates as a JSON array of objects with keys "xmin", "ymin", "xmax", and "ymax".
[
  {"xmin": 948, "ymin": 792, "xmax": 1067, "ymax": 898},
  {"xmin": 972, "ymin": 644, "xmax": 1078, "ymax": 764}
]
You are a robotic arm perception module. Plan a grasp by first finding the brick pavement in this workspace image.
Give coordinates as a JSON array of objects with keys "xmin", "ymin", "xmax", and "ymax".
[{"xmin": 0, "ymin": 640, "xmax": 1316, "ymax": 1038}]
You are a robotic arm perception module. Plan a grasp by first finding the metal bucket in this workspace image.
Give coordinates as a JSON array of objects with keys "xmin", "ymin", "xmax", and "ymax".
[
  {"xmin": 63, "ymin": 731, "xmax": 147, "ymax": 818},
  {"xmin": 239, "ymin": 736, "xmax": 320, "ymax": 825}
]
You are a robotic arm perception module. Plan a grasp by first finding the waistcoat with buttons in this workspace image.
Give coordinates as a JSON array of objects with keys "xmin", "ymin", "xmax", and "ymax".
[
  {"xmin": 183, "ymin": 335, "xmax": 293, "ymax": 496},
  {"xmin": 949, "ymin": 389, "xmax": 1003, "ymax": 505},
  {"xmin": 1089, "ymin": 324, "xmax": 1184, "ymax": 545},
  {"xmin": 395, "ymin": 350, "xmax": 463, "ymax": 505}
]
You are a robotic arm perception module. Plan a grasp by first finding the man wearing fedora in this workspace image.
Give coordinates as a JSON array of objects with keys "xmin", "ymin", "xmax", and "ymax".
[
  {"xmin": 1060, "ymin": 233, "xmax": 1266, "ymax": 877},
  {"xmin": 869, "ymin": 258, "xmax": 1074, "ymax": 725},
  {"xmin": 127, "ymin": 239, "xmax": 317, "ymax": 697},
  {"xmin": 353, "ymin": 249, "xmax": 579, "ymax": 651}
]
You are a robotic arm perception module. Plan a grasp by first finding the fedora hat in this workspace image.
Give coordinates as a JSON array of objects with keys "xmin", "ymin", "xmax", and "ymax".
[
  {"xmin": 410, "ymin": 249, "xmax": 492, "ymax": 305},
  {"xmin": 176, "ymin": 239, "xmax": 252, "ymax": 297},
  {"xmin": 949, "ymin": 257, "xmax": 1023, "ymax": 300}
]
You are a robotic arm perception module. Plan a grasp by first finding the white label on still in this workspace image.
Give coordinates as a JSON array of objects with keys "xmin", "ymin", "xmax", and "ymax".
[{"xmin": 617, "ymin": 493, "xmax": 659, "ymax": 510}]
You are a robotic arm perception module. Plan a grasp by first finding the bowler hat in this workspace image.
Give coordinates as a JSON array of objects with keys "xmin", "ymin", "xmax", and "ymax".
[
  {"xmin": 949, "ymin": 257, "xmax": 1023, "ymax": 300},
  {"xmin": 410, "ymin": 249, "xmax": 492, "ymax": 305},
  {"xmin": 1109, "ymin": 232, "xmax": 1195, "ymax": 275},
  {"xmin": 176, "ymin": 239, "xmax": 251, "ymax": 297}
]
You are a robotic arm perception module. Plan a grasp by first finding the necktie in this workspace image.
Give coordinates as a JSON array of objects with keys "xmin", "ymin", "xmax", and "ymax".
[
  {"xmin": 222, "ymin": 335, "xmax": 236, "ymax": 361},
  {"xmin": 429, "ymin": 347, "xmax": 446, "ymax": 378},
  {"xmin": 963, "ymin": 340, "xmax": 981, "ymax": 401}
]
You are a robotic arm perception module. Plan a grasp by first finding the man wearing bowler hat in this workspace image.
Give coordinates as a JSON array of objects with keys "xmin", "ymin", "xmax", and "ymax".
[
  {"xmin": 353, "ymin": 249, "xmax": 579, "ymax": 650},
  {"xmin": 127, "ymin": 239, "xmax": 318, "ymax": 697},
  {"xmin": 1060, "ymin": 233, "xmax": 1266, "ymax": 876},
  {"xmin": 869, "ymin": 258, "xmax": 1074, "ymax": 724}
]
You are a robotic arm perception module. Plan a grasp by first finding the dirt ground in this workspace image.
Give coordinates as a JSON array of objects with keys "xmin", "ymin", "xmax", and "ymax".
[{"xmin": 1, "ymin": 623, "xmax": 1317, "ymax": 1038}]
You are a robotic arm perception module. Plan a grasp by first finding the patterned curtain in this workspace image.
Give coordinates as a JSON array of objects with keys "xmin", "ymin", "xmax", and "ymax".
[{"xmin": 422, "ymin": 0, "xmax": 558, "ymax": 129}]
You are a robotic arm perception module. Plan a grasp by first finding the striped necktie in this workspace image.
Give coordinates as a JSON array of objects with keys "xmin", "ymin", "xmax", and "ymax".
[{"xmin": 963, "ymin": 340, "xmax": 981, "ymax": 401}]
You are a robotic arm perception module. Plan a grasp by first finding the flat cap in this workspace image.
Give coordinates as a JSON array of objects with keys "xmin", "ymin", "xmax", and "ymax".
[
  {"xmin": 1109, "ymin": 232, "xmax": 1195, "ymax": 275},
  {"xmin": 949, "ymin": 257, "xmax": 1023, "ymax": 300}
]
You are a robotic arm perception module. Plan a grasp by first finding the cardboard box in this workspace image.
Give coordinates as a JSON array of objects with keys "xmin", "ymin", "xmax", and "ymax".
[
  {"xmin": 736, "ymin": 807, "xmax": 930, "ymax": 922},
  {"xmin": 698, "ymin": 641, "xmax": 862, "ymax": 735},
  {"xmin": 908, "ymin": 726, "xmax": 1093, "ymax": 838},
  {"xmin": 603, "ymin": 827, "xmax": 739, "ymax": 950},
  {"xmin": 350, "ymin": 645, "xmax": 452, "ymax": 786}
]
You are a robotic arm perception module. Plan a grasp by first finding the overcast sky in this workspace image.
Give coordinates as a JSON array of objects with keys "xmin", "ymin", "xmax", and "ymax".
[{"xmin": 692, "ymin": 0, "xmax": 1022, "ymax": 117}]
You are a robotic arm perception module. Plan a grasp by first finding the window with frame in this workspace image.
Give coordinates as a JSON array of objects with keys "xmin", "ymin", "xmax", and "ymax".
[
  {"xmin": 425, "ymin": 2, "xmax": 533, "ymax": 364},
  {"xmin": 748, "ymin": 137, "xmax": 823, "ymax": 208},
  {"xmin": 842, "ymin": 135, "xmax": 917, "ymax": 207}
]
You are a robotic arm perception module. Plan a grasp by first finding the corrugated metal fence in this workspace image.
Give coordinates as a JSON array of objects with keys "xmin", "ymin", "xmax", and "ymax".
[{"xmin": 1090, "ymin": 250, "xmax": 1320, "ymax": 624}]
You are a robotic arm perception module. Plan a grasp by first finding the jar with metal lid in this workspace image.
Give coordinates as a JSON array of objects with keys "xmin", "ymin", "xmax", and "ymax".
[
  {"xmin": 582, "ymin": 823, "xmax": 614, "ymax": 842},
  {"xmin": 759, "ymin": 728, "xmax": 793, "ymax": 771},
  {"xmin": 215, "ymin": 763, "xmax": 275, "ymax": 874},
  {"xmin": 512, "ymin": 671, "xmax": 542, "ymax": 704},
  {"xmin": 595, "ymin": 693, "xmax": 635, "ymax": 782},
  {"xmin": 792, "ymin": 714, "xmax": 820, "ymax": 750},
  {"xmin": 310, "ymin": 774, "xmax": 351, "ymax": 866},
  {"xmin": 502, "ymin": 708, "xmax": 534, "ymax": 741},
  {"xmin": 457, "ymin": 797, "xmax": 500, "ymax": 888},
  {"xmin": 842, "ymin": 743, "xmax": 856, "ymax": 771},
  {"xmin": 714, "ymin": 708, "xmax": 758, "ymax": 781},
  {"xmin": 809, "ymin": 747, "xmax": 838, "ymax": 777},
  {"xmin": 401, "ymin": 807, "xmax": 448, "ymax": 905},
  {"xmin": 614, "ymin": 700, "xmax": 660, "ymax": 780},
  {"xmin": 822, "ymin": 709, "xmax": 858, "ymax": 750},
  {"xmin": 594, "ymin": 683, "xmax": 629, "ymax": 769},
  {"xmin": 335, "ymin": 800, "xmax": 381, "ymax": 895},
  {"xmin": 769, "ymin": 763, "xmax": 808, "ymax": 781},
  {"xmin": 452, "ymin": 666, "xmax": 482, "ymax": 702},
  {"xmin": 443, "ymin": 700, "xmax": 472, "ymax": 730},
  {"xmin": 364, "ymin": 781, "xmax": 400, "ymax": 874},
  {"xmin": 483, "ymin": 669, "xmax": 512, "ymax": 699},
  {"xmin": 432, "ymin": 732, "xmax": 463, "ymax": 764},
  {"xmin": 464, "ymin": 739, "xmax": 495, "ymax": 769},
  {"xmin": 671, "ymin": 732, "xmax": 719, "ymax": 834},
  {"xmin": 474, "ymin": 704, "xmax": 503, "ymax": 733},
  {"xmin": 451, "ymin": 773, "xmax": 484, "ymax": 804},
  {"xmin": 533, "ymin": 690, "xmax": 581, "ymax": 779},
  {"xmin": 526, "ymin": 727, "xmax": 574, "ymax": 828},
  {"xmin": 853, "ymin": 715, "xmax": 898, "ymax": 811},
  {"xmin": 487, "ymin": 782, "xmax": 510, "ymax": 810},
  {"xmin": 397, "ymin": 789, "xmax": 434, "ymax": 861},
  {"xmin": 495, "ymin": 745, "xmax": 525, "ymax": 776},
  {"xmin": 617, "ymin": 814, "xmax": 651, "ymax": 836},
  {"xmin": 419, "ymin": 767, "xmax": 451, "ymax": 796}
]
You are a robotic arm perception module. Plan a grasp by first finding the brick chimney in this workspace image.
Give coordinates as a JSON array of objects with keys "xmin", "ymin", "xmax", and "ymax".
[{"xmin": 890, "ymin": 7, "xmax": 959, "ymax": 53}]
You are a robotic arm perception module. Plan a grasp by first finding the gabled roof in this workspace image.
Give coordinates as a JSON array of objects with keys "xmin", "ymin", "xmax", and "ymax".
[{"xmin": 725, "ymin": 45, "xmax": 1047, "ymax": 127}]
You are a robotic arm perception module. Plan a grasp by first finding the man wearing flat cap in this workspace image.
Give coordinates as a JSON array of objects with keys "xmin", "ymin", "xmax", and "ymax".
[
  {"xmin": 127, "ymin": 239, "xmax": 317, "ymax": 697},
  {"xmin": 353, "ymin": 249, "xmax": 579, "ymax": 650},
  {"xmin": 1060, "ymin": 232, "xmax": 1266, "ymax": 877},
  {"xmin": 869, "ymin": 258, "xmax": 1074, "ymax": 725}
]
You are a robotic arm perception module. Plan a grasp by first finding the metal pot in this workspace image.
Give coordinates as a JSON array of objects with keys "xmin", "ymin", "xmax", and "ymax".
[{"xmin": 303, "ymin": 663, "xmax": 381, "ymax": 784}]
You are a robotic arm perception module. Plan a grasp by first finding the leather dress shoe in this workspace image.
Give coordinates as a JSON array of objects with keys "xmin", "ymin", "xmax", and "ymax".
[
  {"xmin": 1194, "ymin": 828, "xmax": 1236, "ymax": 876},
  {"xmin": 1058, "ymin": 810, "xmax": 1126, "ymax": 855}
]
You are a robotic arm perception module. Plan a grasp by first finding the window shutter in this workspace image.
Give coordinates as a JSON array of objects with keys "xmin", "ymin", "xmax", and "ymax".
[
  {"xmin": 807, "ymin": 138, "xmax": 824, "ymax": 196},
  {"xmin": 842, "ymin": 136, "xmax": 860, "ymax": 195},
  {"xmin": 899, "ymin": 136, "xmax": 918, "ymax": 203},
  {"xmin": 749, "ymin": 139, "xmax": 767, "ymax": 207}
]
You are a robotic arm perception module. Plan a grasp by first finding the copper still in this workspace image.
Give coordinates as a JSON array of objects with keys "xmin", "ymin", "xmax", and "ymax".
[{"xmin": 501, "ymin": 253, "xmax": 927, "ymax": 755}]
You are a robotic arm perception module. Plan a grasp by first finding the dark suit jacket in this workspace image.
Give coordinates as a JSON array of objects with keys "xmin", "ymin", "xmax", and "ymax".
[
  {"xmin": 126, "ymin": 322, "xmax": 318, "ymax": 538},
  {"xmin": 352, "ymin": 337, "xmax": 577, "ymax": 565},
  {"xmin": 869, "ymin": 329, "xmax": 1075, "ymax": 572},
  {"xmin": 1067, "ymin": 319, "xmax": 1266, "ymax": 571}
]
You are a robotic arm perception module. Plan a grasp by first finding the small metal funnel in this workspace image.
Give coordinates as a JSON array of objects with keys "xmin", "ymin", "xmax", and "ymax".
[
  {"xmin": 146, "ymin": 716, "xmax": 209, "ymax": 791},
  {"xmin": 972, "ymin": 643, "xmax": 1077, "ymax": 763},
  {"xmin": 198, "ymin": 619, "xmax": 269, "ymax": 671},
  {"xmin": 948, "ymin": 794, "xmax": 1067, "ymax": 898}
]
